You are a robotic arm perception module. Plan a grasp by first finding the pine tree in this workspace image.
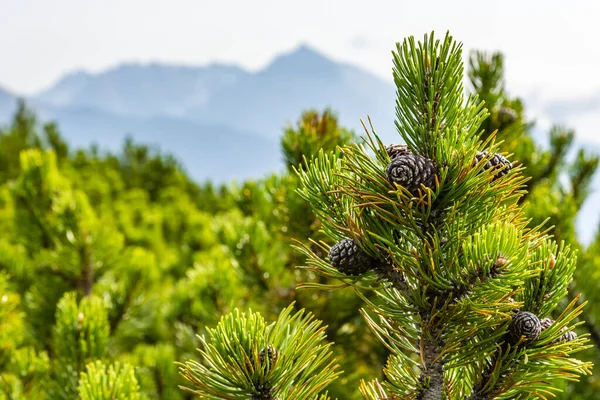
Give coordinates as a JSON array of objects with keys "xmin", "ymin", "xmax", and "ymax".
[{"xmin": 179, "ymin": 32, "xmax": 593, "ymax": 399}]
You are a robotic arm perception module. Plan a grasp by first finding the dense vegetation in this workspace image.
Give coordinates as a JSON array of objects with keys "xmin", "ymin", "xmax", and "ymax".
[{"xmin": 1, "ymin": 37, "xmax": 599, "ymax": 399}]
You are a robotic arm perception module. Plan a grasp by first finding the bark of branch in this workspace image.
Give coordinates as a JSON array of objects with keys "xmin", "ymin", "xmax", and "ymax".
[
  {"xmin": 417, "ymin": 322, "xmax": 444, "ymax": 400},
  {"xmin": 78, "ymin": 240, "xmax": 94, "ymax": 296}
]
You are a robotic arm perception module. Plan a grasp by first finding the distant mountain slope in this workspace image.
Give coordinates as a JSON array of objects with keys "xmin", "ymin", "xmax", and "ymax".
[
  {"xmin": 36, "ymin": 63, "xmax": 248, "ymax": 119},
  {"xmin": 0, "ymin": 87, "xmax": 16, "ymax": 121},
  {"xmin": 189, "ymin": 45, "xmax": 397, "ymax": 140},
  {"xmin": 41, "ymin": 106, "xmax": 281, "ymax": 182},
  {"xmin": 32, "ymin": 45, "xmax": 398, "ymax": 142}
]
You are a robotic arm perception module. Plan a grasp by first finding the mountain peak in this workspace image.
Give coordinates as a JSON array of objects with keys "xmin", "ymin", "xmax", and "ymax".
[
  {"xmin": 264, "ymin": 43, "xmax": 337, "ymax": 76},
  {"xmin": 290, "ymin": 43, "xmax": 325, "ymax": 57}
]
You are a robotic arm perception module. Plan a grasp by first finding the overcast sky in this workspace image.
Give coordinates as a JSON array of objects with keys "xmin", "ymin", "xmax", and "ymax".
[{"xmin": 1, "ymin": 0, "xmax": 599, "ymax": 140}]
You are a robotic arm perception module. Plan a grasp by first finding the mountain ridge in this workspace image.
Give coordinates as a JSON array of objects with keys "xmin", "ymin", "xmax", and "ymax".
[
  {"xmin": 31, "ymin": 45, "xmax": 398, "ymax": 140},
  {"xmin": 35, "ymin": 62, "xmax": 249, "ymax": 118},
  {"xmin": 0, "ymin": 87, "xmax": 16, "ymax": 121}
]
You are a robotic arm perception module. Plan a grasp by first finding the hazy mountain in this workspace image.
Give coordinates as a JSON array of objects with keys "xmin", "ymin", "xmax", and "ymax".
[
  {"xmin": 0, "ymin": 87, "xmax": 16, "ymax": 121},
  {"xmin": 39, "ymin": 105, "xmax": 281, "ymax": 182},
  {"xmin": 189, "ymin": 45, "xmax": 397, "ymax": 140},
  {"xmin": 36, "ymin": 63, "xmax": 248, "ymax": 119},
  {"xmin": 13, "ymin": 44, "xmax": 399, "ymax": 182},
  {"xmin": 32, "ymin": 46, "xmax": 397, "ymax": 141}
]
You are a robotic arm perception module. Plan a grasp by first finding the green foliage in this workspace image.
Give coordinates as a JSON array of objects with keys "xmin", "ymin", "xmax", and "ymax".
[
  {"xmin": 281, "ymin": 108, "xmax": 355, "ymax": 172},
  {"xmin": 78, "ymin": 361, "xmax": 140, "ymax": 400},
  {"xmin": 0, "ymin": 101, "xmax": 42, "ymax": 183},
  {"xmin": 52, "ymin": 293, "xmax": 109, "ymax": 367},
  {"xmin": 0, "ymin": 272, "xmax": 24, "ymax": 359},
  {"xmin": 178, "ymin": 304, "xmax": 340, "ymax": 399},
  {"xmin": 48, "ymin": 292, "xmax": 110, "ymax": 400},
  {"xmin": 0, "ymin": 93, "xmax": 370, "ymax": 398},
  {"xmin": 119, "ymin": 343, "xmax": 184, "ymax": 400},
  {"xmin": 119, "ymin": 138, "xmax": 191, "ymax": 202}
]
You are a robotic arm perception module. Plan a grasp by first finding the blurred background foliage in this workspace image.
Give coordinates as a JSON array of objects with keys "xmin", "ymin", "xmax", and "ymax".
[{"xmin": 0, "ymin": 50, "xmax": 599, "ymax": 399}]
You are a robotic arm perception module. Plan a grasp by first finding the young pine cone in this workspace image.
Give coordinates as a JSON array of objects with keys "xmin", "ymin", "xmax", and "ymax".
[
  {"xmin": 474, "ymin": 151, "xmax": 512, "ymax": 181},
  {"xmin": 509, "ymin": 311, "xmax": 541, "ymax": 344},
  {"xmin": 540, "ymin": 317, "xmax": 554, "ymax": 331},
  {"xmin": 251, "ymin": 383, "xmax": 277, "ymax": 400},
  {"xmin": 498, "ymin": 106, "xmax": 518, "ymax": 124},
  {"xmin": 259, "ymin": 345, "xmax": 277, "ymax": 366},
  {"xmin": 559, "ymin": 330, "xmax": 578, "ymax": 343},
  {"xmin": 386, "ymin": 154, "xmax": 438, "ymax": 194},
  {"xmin": 385, "ymin": 144, "xmax": 412, "ymax": 160},
  {"xmin": 328, "ymin": 238, "xmax": 374, "ymax": 276},
  {"xmin": 540, "ymin": 318, "xmax": 578, "ymax": 343}
]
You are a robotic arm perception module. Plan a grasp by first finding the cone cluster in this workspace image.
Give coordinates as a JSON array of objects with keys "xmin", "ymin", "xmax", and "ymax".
[{"xmin": 509, "ymin": 312, "xmax": 578, "ymax": 345}]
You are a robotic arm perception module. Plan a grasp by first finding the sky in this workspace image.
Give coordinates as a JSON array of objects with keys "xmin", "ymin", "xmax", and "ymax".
[{"xmin": 1, "ymin": 0, "xmax": 599, "ymax": 140}]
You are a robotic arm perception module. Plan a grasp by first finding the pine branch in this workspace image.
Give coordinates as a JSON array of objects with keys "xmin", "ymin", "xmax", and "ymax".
[
  {"xmin": 177, "ymin": 305, "xmax": 340, "ymax": 399},
  {"xmin": 568, "ymin": 288, "xmax": 600, "ymax": 354},
  {"xmin": 16, "ymin": 194, "xmax": 54, "ymax": 251}
]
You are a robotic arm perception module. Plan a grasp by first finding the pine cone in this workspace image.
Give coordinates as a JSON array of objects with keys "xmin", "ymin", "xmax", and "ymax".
[
  {"xmin": 386, "ymin": 144, "xmax": 412, "ymax": 160},
  {"xmin": 328, "ymin": 238, "xmax": 374, "ymax": 276},
  {"xmin": 386, "ymin": 155, "xmax": 438, "ymax": 194},
  {"xmin": 560, "ymin": 330, "xmax": 578, "ymax": 342},
  {"xmin": 498, "ymin": 106, "xmax": 518, "ymax": 124},
  {"xmin": 251, "ymin": 383, "xmax": 277, "ymax": 400},
  {"xmin": 540, "ymin": 317, "xmax": 554, "ymax": 331},
  {"xmin": 475, "ymin": 152, "xmax": 512, "ymax": 180},
  {"xmin": 509, "ymin": 311, "xmax": 541, "ymax": 343},
  {"xmin": 541, "ymin": 322, "xmax": 579, "ymax": 344},
  {"xmin": 259, "ymin": 345, "xmax": 277, "ymax": 366}
]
